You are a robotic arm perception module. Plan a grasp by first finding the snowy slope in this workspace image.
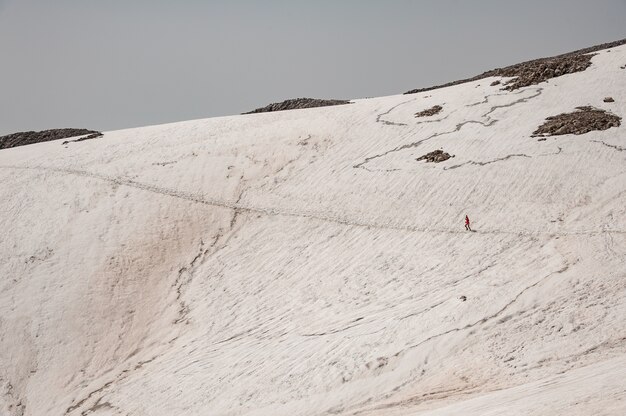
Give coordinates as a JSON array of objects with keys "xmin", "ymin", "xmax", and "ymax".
[{"xmin": 1, "ymin": 45, "xmax": 625, "ymax": 416}]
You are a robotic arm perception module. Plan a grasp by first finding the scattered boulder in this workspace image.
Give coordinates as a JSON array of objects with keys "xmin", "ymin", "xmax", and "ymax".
[
  {"xmin": 490, "ymin": 80, "xmax": 501, "ymax": 86},
  {"xmin": 405, "ymin": 38, "xmax": 626, "ymax": 94},
  {"xmin": 415, "ymin": 105, "xmax": 443, "ymax": 118},
  {"xmin": 0, "ymin": 128, "xmax": 102, "ymax": 150},
  {"xmin": 604, "ymin": 97, "xmax": 615, "ymax": 103},
  {"xmin": 416, "ymin": 149, "xmax": 454, "ymax": 163},
  {"xmin": 459, "ymin": 295, "xmax": 467, "ymax": 302},
  {"xmin": 532, "ymin": 106, "xmax": 621, "ymax": 137},
  {"xmin": 244, "ymin": 98, "xmax": 350, "ymax": 114}
]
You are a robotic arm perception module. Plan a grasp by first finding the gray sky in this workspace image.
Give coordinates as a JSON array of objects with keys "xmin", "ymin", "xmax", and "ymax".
[{"xmin": 1, "ymin": 0, "xmax": 625, "ymax": 135}]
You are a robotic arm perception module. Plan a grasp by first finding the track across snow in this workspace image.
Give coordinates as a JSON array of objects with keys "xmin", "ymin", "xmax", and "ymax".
[{"xmin": 1, "ymin": 44, "xmax": 625, "ymax": 416}]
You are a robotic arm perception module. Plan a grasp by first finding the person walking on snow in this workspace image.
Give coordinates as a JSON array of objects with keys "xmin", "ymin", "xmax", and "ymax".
[{"xmin": 465, "ymin": 215, "xmax": 471, "ymax": 231}]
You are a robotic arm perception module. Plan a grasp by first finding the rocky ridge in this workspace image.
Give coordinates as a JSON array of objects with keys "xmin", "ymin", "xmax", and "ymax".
[
  {"xmin": 405, "ymin": 38, "xmax": 626, "ymax": 94},
  {"xmin": 244, "ymin": 98, "xmax": 350, "ymax": 114},
  {"xmin": 0, "ymin": 129, "xmax": 102, "ymax": 150}
]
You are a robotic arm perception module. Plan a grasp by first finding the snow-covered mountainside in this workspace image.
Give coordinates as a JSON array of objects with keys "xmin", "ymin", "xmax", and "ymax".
[{"xmin": 1, "ymin": 43, "xmax": 625, "ymax": 416}]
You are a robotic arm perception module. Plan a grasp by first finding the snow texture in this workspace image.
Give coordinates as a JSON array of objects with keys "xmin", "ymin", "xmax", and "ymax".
[{"xmin": 0, "ymin": 45, "xmax": 625, "ymax": 416}]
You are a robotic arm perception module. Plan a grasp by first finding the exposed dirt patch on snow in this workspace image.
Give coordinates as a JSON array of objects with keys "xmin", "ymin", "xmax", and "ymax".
[
  {"xmin": 243, "ymin": 98, "xmax": 350, "ymax": 114},
  {"xmin": 405, "ymin": 38, "xmax": 626, "ymax": 94},
  {"xmin": 416, "ymin": 149, "xmax": 454, "ymax": 163},
  {"xmin": 532, "ymin": 106, "xmax": 621, "ymax": 137},
  {"xmin": 0, "ymin": 128, "xmax": 101, "ymax": 150},
  {"xmin": 415, "ymin": 105, "xmax": 443, "ymax": 118}
]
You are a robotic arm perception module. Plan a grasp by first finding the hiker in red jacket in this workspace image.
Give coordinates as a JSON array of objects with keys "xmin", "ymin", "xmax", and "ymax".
[{"xmin": 465, "ymin": 215, "xmax": 471, "ymax": 231}]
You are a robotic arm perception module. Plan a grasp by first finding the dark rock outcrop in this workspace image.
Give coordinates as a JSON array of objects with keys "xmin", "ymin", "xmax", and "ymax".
[
  {"xmin": 604, "ymin": 97, "xmax": 615, "ymax": 103},
  {"xmin": 493, "ymin": 53, "xmax": 593, "ymax": 90},
  {"xmin": 244, "ymin": 98, "xmax": 350, "ymax": 114},
  {"xmin": 490, "ymin": 80, "xmax": 501, "ymax": 86},
  {"xmin": 405, "ymin": 38, "xmax": 626, "ymax": 94},
  {"xmin": 62, "ymin": 132, "xmax": 104, "ymax": 145},
  {"xmin": 416, "ymin": 149, "xmax": 454, "ymax": 163},
  {"xmin": 0, "ymin": 128, "xmax": 102, "ymax": 150},
  {"xmin": 532, "ymin": 106, "xmax": 621, "ymax": 137},
  {"xmin": 415, "ymin": 105, "xmax": 443, "ymax": 117}
]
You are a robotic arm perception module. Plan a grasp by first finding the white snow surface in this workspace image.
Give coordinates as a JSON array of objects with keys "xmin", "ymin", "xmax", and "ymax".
[{"xmin": 1, "ymin": 46, "xmax": 625, "ymax": 416}]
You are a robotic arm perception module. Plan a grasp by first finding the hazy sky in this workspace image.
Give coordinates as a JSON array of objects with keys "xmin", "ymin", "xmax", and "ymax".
[{"xmin": 1, "ymin": 0, "xmax": 625, "ymax": 135}]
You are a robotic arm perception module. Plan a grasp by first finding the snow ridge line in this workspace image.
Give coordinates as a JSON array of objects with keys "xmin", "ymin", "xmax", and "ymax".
[
  {"xmin": 443, "ymin": 153, "xmax": 531, "ymax": 170},
  {"xmin": 591, "ymin": 140, "xmax": 626, "ymax": 152},
  {"xmin": 63, "ymin": 354, "xmax": 159, "ymax": 415},
  {"xmin": 404, "ymin": 262, "xmax": 571, "ymax": 353},
  {"xmin": 375, "ymin": 97, "xmax": 415, "ymax": 126},
  {"xmin": 354, "ymin": 88, "xmax": 543, "ymax": 170},
  {"xmin": 466, "ymin": 90, "xmax": 513, "ymax": 107},
  {"xmin": 0, "ymin": 164, "xmax": 623, "ymax": 236},
  {"xmin": 345, "ymin": 262, "xmax": 574, "ymax": 416}
]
